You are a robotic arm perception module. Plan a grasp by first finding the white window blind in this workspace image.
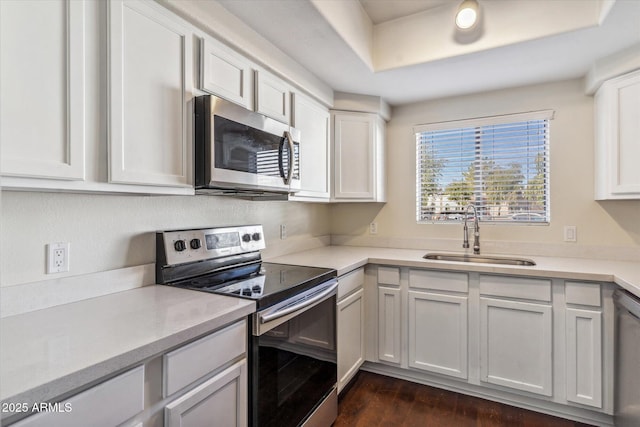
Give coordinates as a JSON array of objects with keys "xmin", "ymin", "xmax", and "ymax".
[{"xmin": 415, "ymin": 110, "xmax": 553, "ymax": 224}]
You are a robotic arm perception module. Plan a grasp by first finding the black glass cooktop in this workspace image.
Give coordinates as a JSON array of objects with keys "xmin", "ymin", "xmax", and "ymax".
[{"xmin": 173, "ymin": 262, "xmax": 336, "ymax": 310}]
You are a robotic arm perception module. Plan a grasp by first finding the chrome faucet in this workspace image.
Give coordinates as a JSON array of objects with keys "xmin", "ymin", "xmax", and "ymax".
[{"xmin": 463, "ymin": 204, "xmax": 480, "ymax": 255}]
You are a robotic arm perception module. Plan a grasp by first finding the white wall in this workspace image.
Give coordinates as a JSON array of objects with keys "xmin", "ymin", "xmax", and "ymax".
[
  {"xmin": 0, "ymin": 192, "xmax": 330, "ymax": 287},
  {"xmin": 331, "ymin": 78, "xmax": 640, "ymax": 259}
]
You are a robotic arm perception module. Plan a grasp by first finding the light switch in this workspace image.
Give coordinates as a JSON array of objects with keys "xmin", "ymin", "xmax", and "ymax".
[{"xmin": 563, "ymin": 226, "xmax": 577, "ymax": 242}]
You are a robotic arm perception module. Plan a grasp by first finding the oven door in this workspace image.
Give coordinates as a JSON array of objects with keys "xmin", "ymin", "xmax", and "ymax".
[{"xmin": 250, "ymin": 280, "xmax": 337, "ymax": 427}]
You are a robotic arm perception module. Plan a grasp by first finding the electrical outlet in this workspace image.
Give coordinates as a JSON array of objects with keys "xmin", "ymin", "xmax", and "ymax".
[
  {"xmin": 47, "ymin": 242, "xmax": 70, "ymax": 273},
  {"xmin": 563, "ymin": 226, "xmax": 577, "ymax": 243},
  {"xmin": 280, "ymin": 224, "xmax": 287, "ymax": 240},
  {"xmin": 369, "ymin": 222, "xmax": 378, "ymax": 235}
]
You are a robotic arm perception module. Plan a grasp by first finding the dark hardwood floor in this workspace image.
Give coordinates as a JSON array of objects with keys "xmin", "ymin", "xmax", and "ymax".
[{"xmin": 334, "ymin": 371, "xmax": 595, "ymax": 427}]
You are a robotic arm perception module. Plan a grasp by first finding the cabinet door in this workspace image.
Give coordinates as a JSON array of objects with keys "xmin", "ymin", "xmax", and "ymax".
[
  {"xmin": 255, "ymin": 69, "xmax": 290, "ymax": 124},
  {"xmin": 108, "ymin": 0, "xmax": 192, "ymax": 187},
  {"xmin": 333, "ymin": 113, "xmax": 376, "ymax": 200},
  {"xmin": 480, "ymin": 297, "xmax": 553, "ymax": 396},
  {"xmin": 165, "ymin": 360, "xmax": 247, "ymax": 427},
  {"xmin": 0, "ymin": 0, "xmax": 84, "ymax": 180},
  {"xmin": 566, "ymin": 308, "xmax": 602, "ymax": 408},
  {"xmin": 290, "ymin": 92, "xmax": 330, "ymax": 200},
  {"xmin": 13, "ymin": 366, "xmax": 144, "ymax": 427},
  {"xmin": 378, "ymin": 286, "xmax": 401, "ymax": 364},
  {"xmin": 337, "ymin": 288, "xmax": 364, "ymax": 393},
  {"xmin": 200, "ymin": 36, "xmax": 253, "ymax": 110},
  {"xmin": 408, "ymin": 291, "xmax": 468, "ymax": 379},
  {"xmin": 595, "ymin": 70, "xmax": 640, "ymax": 199}
]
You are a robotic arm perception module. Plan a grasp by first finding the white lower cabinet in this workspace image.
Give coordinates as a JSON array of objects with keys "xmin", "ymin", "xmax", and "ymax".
[
  {"xmin": 163, "ymin": 320, "xmax": 248, "ymax": 426},
  {"xmin": 337, "ymin": 268, "xmax": 366, "ymax": 392},
  {"xmin": 478, "ymin": 275, "xmax": 553, "ymax": 396},
  {"xmin": 165, "ymin": 360, "xmax": 247, "ymax": 427},
  {"xmin": 369, "ymin": 265, "xmax": 614, "ymax": 425},
  {"xmin": 377, "ymin": 286, "xmax": 401, "ymax": 364},
  {"xmin": 338, "ymin": 287, "xmax": 364, "ymax": 393},
  {"xmin": 564, "ymin": 280, "xmax": 605, "ymax": 409},
  {"xmin": 13, "ymin": 366, "xmax": 144, "ymax": 427},
  {"xmin": 479, "ymin": 297, "xmax": 553, "ymax": 396},
  {"xmin": 408, "ymin": 291, "xmax": 468, "ymax": 379},
  {"xmin": 565, "ymin": 308, "xmax": 602, "ymax": 407},
  {"xmin": 10, "ymin": 319, "xmax": 249, "ymax": 427}
]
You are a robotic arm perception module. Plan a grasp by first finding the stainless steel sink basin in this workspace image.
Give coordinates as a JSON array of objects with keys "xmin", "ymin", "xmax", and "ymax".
[{"xmin": 423, "ymin": 253, "xmax": 536, "ymax": 266}]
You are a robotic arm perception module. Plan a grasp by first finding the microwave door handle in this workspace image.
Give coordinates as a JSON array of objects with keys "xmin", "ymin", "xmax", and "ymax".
[
  {"xmin": 282, "ymin": 131, "xmax": 294, "ymax": 185},
  {"xmin": 278, "ymin": 138, "xmax": 286, "ymax": 182}
]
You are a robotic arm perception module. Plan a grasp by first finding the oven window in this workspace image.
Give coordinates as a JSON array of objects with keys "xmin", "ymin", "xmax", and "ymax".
[
  {"xmin": 214, "ymin": 116, "xmax": 299, "ymax": 180},
  {"xmin": 251, "ymin": 296, "xmax": 336, "ymax": 427}
]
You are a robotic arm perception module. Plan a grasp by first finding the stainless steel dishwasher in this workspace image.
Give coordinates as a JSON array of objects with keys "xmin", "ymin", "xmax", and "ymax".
[{"xmin": 614, "ymin": 289, "xmax": 640, "ymax": 427}]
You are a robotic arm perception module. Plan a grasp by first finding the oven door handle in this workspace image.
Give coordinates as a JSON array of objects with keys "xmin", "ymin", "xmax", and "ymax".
[{"xmin": 259, "ymin": 280, "xmax": 338, "ymax": 324}]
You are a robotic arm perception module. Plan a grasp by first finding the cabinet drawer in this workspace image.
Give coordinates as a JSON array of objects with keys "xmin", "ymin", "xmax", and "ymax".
[
  {"xmin": 165, "ymin": 359, "xmax": 247, "ymax": 427},
  {"xmin": 565, "ymin": 281, "xmax": 601, "ymax": 307},
  {"xmin": 378, "ymin": 266, "xmax": 400, "ymax": 286},
  {"xmin": 409, "ymin": 269, "xmax": 468, "ymax": 293},
  {"xmin": 164, "ymin": 320, "xmax": 246, "ymax": 397},
  {"xmin": 480, "ymin": 275, "xmax": 551, "ymax": 302},
  {"xmin": 14, "ymin": 366, "xmax": 144, "ymax": 427},
  {"xmin": 338, "ymin": 268, "xmax": 364, "ymax": 300}
]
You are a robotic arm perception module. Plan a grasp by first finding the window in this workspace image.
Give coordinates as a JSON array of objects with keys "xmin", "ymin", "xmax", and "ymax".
[{"xmin": 415, "ymin": 110, "xmax": 553, "ymax": 224}]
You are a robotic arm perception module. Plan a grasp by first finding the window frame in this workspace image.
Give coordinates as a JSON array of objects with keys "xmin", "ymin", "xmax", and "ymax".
[{"xmin": 414, "ymin": 110, "xmax": 554, "ymax": 225}]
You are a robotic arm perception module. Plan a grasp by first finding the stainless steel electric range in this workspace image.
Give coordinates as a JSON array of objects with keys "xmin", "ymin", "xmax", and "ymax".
[{"xmin": 156, "ymin": 225, "xmax": 338, "ymax": 427}]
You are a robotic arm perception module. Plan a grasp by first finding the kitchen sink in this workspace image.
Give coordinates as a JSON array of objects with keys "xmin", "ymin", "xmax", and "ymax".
[{"xmin": 423, "ymin": 253, "xmax": 536, "ymax": 266}]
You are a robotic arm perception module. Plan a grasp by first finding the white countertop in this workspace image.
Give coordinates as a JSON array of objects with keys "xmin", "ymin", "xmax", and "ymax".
[
  {"xmin": 267, "ymin": 246, "xmax": 640, "ymax": 297},
  {"xmin": 0, "ymin": 285, "xmax": 255, "ymax": 412}
]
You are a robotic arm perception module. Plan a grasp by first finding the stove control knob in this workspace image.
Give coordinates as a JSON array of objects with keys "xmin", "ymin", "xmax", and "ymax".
[
  {"xmin": 174, "ymin": 240, "xmax": 186, "ymax": 252},
  {"xmin": 190, "ymin": 238, "xmax": 201, "ymax": 250},
  {"xmin": 242, "ymin": 288, "xmax": 252, "ymax": 296},
  {"xmin": 242, "ymin": 233, "xmax": 251, "ymax": 243},
  {"xmin": 252, "ymin": 232, "xmax": 261, "ymax": 241}
]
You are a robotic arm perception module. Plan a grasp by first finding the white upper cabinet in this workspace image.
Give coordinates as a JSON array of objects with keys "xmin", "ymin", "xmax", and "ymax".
[
  {"xmin": 332, "ymin": 112, "xmax": 386, "ymax": 202},
  {"xmin": 108, "ymin": 0, "xmax": 192, "ymax": 188},
  {"xmin": 200, "ymin": 35, "xmax": 253, "ymax": 110},
  {"xmin": 255, "ymin": 68, "xmax": 291, "ymax": 124},
  {"xmin": 290, "ymin": 92, "xmax": 330, "ymax": 201},
  {"xmin": 595, "ymin": 69, "xmax": 640, "ymax": 200},
  {"xmin": 0, "ymin": 0, "xmax": 85, "ymax": 180}
]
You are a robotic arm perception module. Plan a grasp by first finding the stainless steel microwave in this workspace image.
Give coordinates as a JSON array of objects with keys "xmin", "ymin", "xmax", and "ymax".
[{"xmin": 194, "ymin": 95, "xmax": 300, "ymax": 198}]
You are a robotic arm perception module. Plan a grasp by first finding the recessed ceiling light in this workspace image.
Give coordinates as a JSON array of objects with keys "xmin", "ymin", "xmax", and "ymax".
[{"xmin": 455, "ymin": 0, "xmax": 480, "ymax": 30}]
